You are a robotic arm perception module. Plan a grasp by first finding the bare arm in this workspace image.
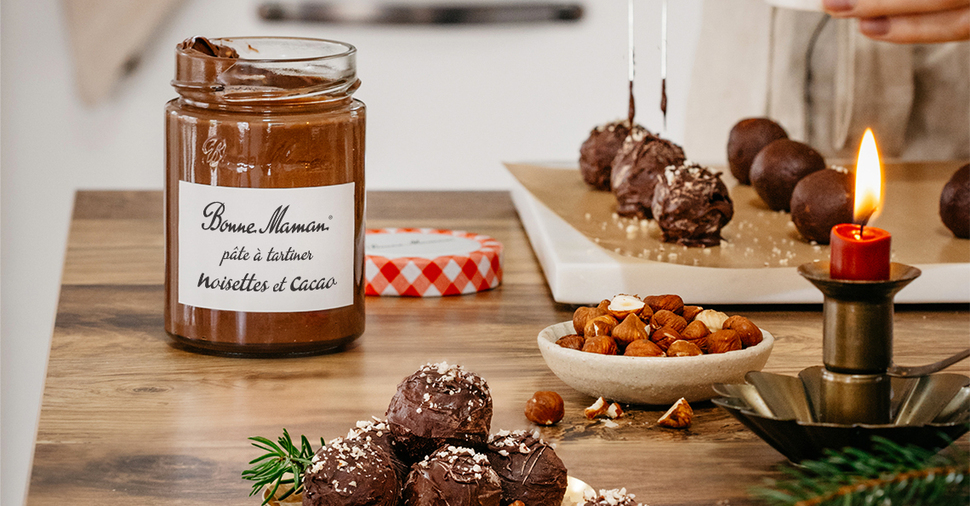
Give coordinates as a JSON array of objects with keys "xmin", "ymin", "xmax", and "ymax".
[{"xmin": 823, "ymin": 0, "xmax": 970, "ymax": 43}]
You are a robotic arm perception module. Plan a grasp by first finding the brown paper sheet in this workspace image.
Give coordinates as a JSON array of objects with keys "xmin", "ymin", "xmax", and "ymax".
[{"xmin": 506, "ymin": 161, "xmax": 969, "ymax": 269}]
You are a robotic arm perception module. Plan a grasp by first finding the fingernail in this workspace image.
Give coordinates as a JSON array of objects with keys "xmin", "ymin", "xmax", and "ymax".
[
  {"xmin": 822, "ymin": 0, "xmax": 855, "ymax": 12},
  {"xmin": 859, "ymin": 16, "xmax": 891, "ymax": 36}
]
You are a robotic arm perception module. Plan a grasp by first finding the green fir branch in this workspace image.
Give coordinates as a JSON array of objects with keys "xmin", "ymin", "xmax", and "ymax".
[
  {"xmin": 753, "ymin": 436, "xmax": 969, "ymax": 506},
  {"xmin": 241, "ymin": 429, "xmax": 324, "ymax": 505}
]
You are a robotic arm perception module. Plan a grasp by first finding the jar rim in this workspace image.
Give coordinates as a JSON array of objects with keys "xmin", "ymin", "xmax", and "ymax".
[
  {"xmin": 176, "ymin": 36, "xmax": 357, "ymax": 63},
  {"xmin": 172, "ymin": 36, "xmax": 359, "ymax": 106}
]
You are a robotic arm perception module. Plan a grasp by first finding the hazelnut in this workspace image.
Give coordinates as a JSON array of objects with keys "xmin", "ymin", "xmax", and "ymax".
[
  {"xmin": 695, "ymin": 309, "xmax": 729, "ymax": 332},
  {"xmin": 584, "ymin": 314, "xmax": 618, "ymax": 337},
  {"xmin": 657, "ymin": 398, "xmax": 693, "ymax": 428},
  {"xmin": 607, "ymin": 294, "xmax": 646, "ymax": 320},
  {"xmin": 582, "ymin": 335, "xmax": 618, "ymax": 355},
  {"xmin": 681, "ymin": 320, "xmax": 711, "ymax": 352},
  {"xmin": 584, "ymin": 398, "xmax": 624, "ymax": 419},
  {"xmin": 525, "ymin": 391, "xmax": 565, "ymax": 426},
  {"xmin": 611, "ymin": 314, "xmax": 648, "ymax": 348},
  {"xmin": 650, "ymin": 310, "xmax": 687, "ymax": 333},
  {"xmin": 681, "ymin": 320, "xmax": 710, "ymax": 339},
  {"xmin": 606, "ymin": 402, "xmax": 624, "ymax": 419},
  {"xmin": 682, "ymin": 305, "xmax": 703, "ymax": 322},
  {"xmin": 638, "ymin": 304, "xmax": 655, "ymax": 320},
  {"xmin": 667, "ymin": 340, "xmax": 703, "ymax": 357},
  {"xmin": 647, "ymin": 294, "xmax": 684, "ymax": 315},
  {"xmin": 723, "ymin": 315, "xmax": 763, "ymax": 348},
  {"xmin": 572, "ymin": 306, "xmax": 593, "ymax": 335},
  {"xmin": 624, "ymin": 339, "xmax": 665, "ymax": 357},
  {"xmin": 511, "ymin": 502, "xmax": 525, "ymax": 506},
  {"xmin": 555, "ymin": 334, "xmax": 585, "ymax": 351},
  {"xmin": 649, "ymin": 326, "xmax": 681, "ymax": 352},
  {"xmin": 707, "ymin": 329, "xmax": 742, "ymax": 354},
  {"xmin": 596, "ymin": 299, "xmax": 611, "ymax": 311},
  {"xmin": 584, "ymin": 397, "xmax": 608, "ymax": 418}
]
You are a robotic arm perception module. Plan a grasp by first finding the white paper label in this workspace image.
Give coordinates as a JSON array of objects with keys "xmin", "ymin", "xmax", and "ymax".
[{"xmin": 178, "ymin": 181, "xmax": 355, "ymax": 312}]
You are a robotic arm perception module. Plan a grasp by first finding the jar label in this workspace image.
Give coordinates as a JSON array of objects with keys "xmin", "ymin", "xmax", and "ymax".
[{"xmin": 178, "ymin": 181, "xmax": 355, "ymax": 312}]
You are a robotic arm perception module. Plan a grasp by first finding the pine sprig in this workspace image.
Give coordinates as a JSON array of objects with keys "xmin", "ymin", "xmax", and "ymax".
[
  {"xmin": 753, "ymin": 436, "xmax": 970, "ymax": 506},
  {"xmin": 241, "ymin": 429, "xmax": 324, "ymax": 505}
]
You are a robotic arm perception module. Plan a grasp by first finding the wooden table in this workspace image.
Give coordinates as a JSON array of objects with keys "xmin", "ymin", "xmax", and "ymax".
[{"xmin": 28, "ymin": 190, "xmax": 970, "ymax": 506}]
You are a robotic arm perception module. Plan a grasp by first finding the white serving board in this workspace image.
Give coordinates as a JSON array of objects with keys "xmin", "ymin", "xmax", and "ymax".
[{"xmin": 509, "ymin": 166, "xmax": 970, "ymax": 305}]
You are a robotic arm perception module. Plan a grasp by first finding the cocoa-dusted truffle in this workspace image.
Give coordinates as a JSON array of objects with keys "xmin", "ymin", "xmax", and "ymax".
[
  {"xmin": 346, "ymin": 418, "xmax": 410, "ymax": 483},
  {"xmin": 303, "ymin": 437, "xmax": 399, "ymax": 506},
  {"xmin": 484, "ymin": 430, "xmax": 568, "ymax": 506},
  {"xmin": 940, "ymin": 163, "xmax": 970, "ymax": 238},
  {"xmin": 650, "ymin": 162, "xmax": 734, "ymax": 247},
  {"xmin": 579, "ymin": 120, "xmax": 648, "ymax": 191},
  {"xmin": 386, "ymin": 362, "xmax": 493, "ymax": 462},
  {"xmin": 790, "ymin": 167, "xmax": 854, "ymax": 244},
  {"xmin": 727, "ymin": 118, "xmax": 789, "ymax": 185},
  {"xmin": 750, "ymin": 139, "xmax": 826, "ymax": 212},
  {"xmin": 611, "ymin": 129, "xmax": 687, "ymax": 218},
  {"xmin": 402, "ymin": 445, "xmax": 503, "ymax": 506},
  {"xmin": 581, "ymin": 488, "xmax": 641, "ymax": 506}
]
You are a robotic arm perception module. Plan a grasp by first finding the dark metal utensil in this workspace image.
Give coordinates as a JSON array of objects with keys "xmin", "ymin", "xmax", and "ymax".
[{"xmin": 258, "ymin": 2, "xmax": 584, "ymax": 24}]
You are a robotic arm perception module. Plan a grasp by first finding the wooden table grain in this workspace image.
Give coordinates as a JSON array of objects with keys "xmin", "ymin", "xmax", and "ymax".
[{"xmin": 28, "ymin": 190, "xmax": 970, "ymax": 506}]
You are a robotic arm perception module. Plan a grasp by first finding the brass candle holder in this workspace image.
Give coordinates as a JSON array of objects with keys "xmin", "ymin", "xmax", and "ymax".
[
  {"xmin": 797, "ymin": 261, "xmax": 921, "ymax": 424},
  {"xmin": 713, "ymin": 260, "xmax": 970, "ymax": 462}
]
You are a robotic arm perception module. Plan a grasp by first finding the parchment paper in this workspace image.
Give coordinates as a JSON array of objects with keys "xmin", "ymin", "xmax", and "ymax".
[{"xmin": 505, "ymin": 161, "xmax": 969, "ymax": 269}]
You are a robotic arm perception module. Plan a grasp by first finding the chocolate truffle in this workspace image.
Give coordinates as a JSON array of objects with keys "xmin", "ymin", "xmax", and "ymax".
[
  {"xmin": 484, "ymin": 430, "xmax": 568, "ymax": 506},
  {"xmin": 302, "ymin": 437, "xmax": 399, "ymax": 506},
  {"xmin": 402, "ymin": 445, "xmax": 503, "ymax": 506},
  {"xmin": 790, "ymin": 168, "xmax": 854, "ymax": 244},
  {"xmin": 750, "ymin": 139, "xmax": 826, "ymax": 212},
  {"xmin": 579, "ymin": 120, "xmax": 648, "ymax": 191},
  {"xmin": 611, "ymin": 129, "xmax": 687, "ymax": 218},
  {"xmin": 386, "ymin": 362, "xmax": 493, "ymax": 462},
  {"xmin": 940, "ymin": 163, "xmax": 970, "ymax": 239},
  {"xmin": 581, "ymin": 488, "xmax": 641, "ymax": 506},
  {"xmin": 727, "ymin": 118, "xmax": 789, "ymax": 185},
  {"xmin": 346, "ymin": 418, "xmax": 410, "ymax": 483},
  {"xmin": 650, "ymin": 162, "xmax": 734, "ymax": 247}
]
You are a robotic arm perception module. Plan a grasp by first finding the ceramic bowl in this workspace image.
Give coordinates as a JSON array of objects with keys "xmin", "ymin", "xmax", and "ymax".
[{"xmin": 537, "ymin": 321, "xmax": 774, "ymax": 405}]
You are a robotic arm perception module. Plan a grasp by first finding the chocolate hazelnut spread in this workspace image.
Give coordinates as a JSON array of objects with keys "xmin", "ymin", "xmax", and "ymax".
[{"xmin": 164, "ymin": 37, "xmax": 365, "ymax": 355}]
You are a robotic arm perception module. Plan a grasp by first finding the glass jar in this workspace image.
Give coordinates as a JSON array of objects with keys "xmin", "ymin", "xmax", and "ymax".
[{"xmin": 164, "ymin": 37, "xmax": 365, "ymax": 356}]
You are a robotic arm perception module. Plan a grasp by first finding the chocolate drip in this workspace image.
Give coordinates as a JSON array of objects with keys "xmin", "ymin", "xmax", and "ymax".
[
  {"xmin": 660, "ymin": 78, "xmax": 667, "ymax": 124},
  {"xmin": 627, "ymin": 79, "xmax": 636, "ymax": 125}
]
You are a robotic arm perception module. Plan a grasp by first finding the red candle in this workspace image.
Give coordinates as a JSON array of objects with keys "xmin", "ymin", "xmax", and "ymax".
[
  {"xmin": 830, "ymin": 224, "xmax": 891, "ymax": 280},
  {"xmin": 829, "ymin": 128, "xmax": 891, "ymax": 280}
]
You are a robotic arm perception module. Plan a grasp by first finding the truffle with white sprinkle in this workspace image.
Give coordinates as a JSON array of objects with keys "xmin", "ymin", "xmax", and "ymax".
[
  {"xmin": 402, "ymin": 445, "xmax": 502, "ymax": 506},
  {"xmin": 302, "ymin": 437, "xmax": 399, "ymax": 506},
  {"xmin": 386, "ymin": 362, "xmax": 493, "ymax": 462},
  {"xmin": 650, "ymin": 162, "xmax": 734, "ymax": 247},
  {"xmin": 581, "ymin": 488, "xmax": 642, "ymax": 506},
  {"xmin": 610, "ymin": 129, "xmax": 687, "ymax": 219},
  {"xmin": 580, "ymin": 120, "xmax": 649, "ymax": 191},
  {"xmin": 485, "ymin": 430, "xmax": 568, "ymax": 506}
]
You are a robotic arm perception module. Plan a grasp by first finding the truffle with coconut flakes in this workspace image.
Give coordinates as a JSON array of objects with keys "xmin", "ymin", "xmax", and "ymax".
[
  {"xmin": 386, "ymin": 362, "xmax": 493, "ymax": 462},
  {"xmin": 402, "ymin": 445, "xmax": 502, "ymax": 506}
]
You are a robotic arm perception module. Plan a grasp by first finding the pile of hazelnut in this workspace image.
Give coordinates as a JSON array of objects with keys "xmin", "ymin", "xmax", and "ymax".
[{"xmin": 558, "ymin": 293, "xmax": 763, "ymax": 357}]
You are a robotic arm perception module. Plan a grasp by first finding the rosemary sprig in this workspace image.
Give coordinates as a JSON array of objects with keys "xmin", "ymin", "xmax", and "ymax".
[{"xmin": 242, "ymin": 429, "xmax": 324, "ymax": 505}]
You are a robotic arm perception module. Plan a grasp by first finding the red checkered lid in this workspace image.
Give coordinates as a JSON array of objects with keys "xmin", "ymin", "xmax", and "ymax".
[{"xmin": 365, "ymin": 228, "xmax": 503, "ymax": 297}]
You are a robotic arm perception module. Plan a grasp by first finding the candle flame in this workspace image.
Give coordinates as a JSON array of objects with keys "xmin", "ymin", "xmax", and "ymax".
[{"xmin": 854, "ymin": 129, "xmax": 883, "ymax": 225}]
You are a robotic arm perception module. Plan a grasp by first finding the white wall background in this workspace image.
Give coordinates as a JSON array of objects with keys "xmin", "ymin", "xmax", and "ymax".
[{"xmin": 0, "ymin": 1, "xmax": 704, "ymax": 504}]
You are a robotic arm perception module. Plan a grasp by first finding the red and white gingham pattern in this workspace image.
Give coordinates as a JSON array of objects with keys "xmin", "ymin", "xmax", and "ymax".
[{"xmin": 365, "ymin": 228, "xmax": 503, "ymax": 297}]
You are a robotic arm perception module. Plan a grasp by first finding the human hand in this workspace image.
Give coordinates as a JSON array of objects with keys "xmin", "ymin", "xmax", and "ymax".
[{"xmin": 822, "ymin": 0, "xmax": 970, "ymax": 43}]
